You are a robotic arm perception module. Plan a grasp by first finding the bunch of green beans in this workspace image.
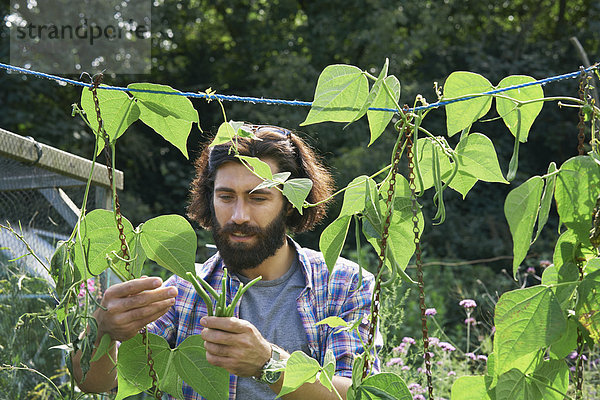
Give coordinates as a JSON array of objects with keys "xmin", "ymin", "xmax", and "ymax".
[{"xmin": 186, "ymin": 268, "xmax": 262, "ymax": 317}]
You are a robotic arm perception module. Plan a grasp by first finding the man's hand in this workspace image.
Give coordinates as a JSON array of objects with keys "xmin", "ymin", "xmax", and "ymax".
[
  {"xmin": 200, "ymin": 316, "xmax": 277, "ymax": 377},
  {"xmin": 94, "ymin": 277, "xmax": 178, "ymax": 342}
]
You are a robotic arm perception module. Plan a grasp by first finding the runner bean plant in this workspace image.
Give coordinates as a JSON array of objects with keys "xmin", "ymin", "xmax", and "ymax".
[{"xmin": 1, "ymin": 58, "xmax": 599, "ymax": 400}]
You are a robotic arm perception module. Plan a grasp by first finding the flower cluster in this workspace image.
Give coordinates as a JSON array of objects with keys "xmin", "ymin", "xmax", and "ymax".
[{"xmin": 459, "ymin": 299, "xmax": 477, "ymax": 309}]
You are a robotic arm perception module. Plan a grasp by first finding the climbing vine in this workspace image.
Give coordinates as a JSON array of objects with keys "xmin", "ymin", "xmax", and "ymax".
[{"xmin": 1, "ymin": 58, "xmax": 599, "ymax": 400}]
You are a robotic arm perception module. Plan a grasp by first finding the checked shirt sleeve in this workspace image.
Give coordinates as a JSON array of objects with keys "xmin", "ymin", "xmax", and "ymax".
[{"xmin": 323, "ymin": 263, "xmax": 381, "ymax": 377}]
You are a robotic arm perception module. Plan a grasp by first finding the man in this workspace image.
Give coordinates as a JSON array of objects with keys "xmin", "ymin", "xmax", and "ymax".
[{"xmin": 74, "ymin": 123, "xmax": 379, "ymax": 399}]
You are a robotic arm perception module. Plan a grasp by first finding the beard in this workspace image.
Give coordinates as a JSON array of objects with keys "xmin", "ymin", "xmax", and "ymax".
[{"xmin": 211, "ymin": 205, "xmax": 287, "ymax": 274}]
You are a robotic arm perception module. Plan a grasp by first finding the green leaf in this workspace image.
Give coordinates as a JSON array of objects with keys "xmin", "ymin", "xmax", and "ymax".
[
  {"xmin": 173, "ymin": 335, "xmax": 229, "ymax": 400},
  {"xmin": 451, "ymin": 375, "xmax": 492, "ymax": 400},
  {"xmin": 504, "ymin": 176, "xmax": 544, "ymax": 277},
  {"xmin": 385, "ymin": 198, "xmax": 424, "ymax": 271},
  {"xmin": 554, "ymin": 156, "xmax": 600, "ymax": 241},
  {"xmin": 301, "ymin": 64, "xmax": 369, "ymax": 125},
  {"xmin": 351, "ymin": 353, "xmax": 365, "ymax": 389},
  {"xmin": 367, "ymin": 75, "xmax": 401, "ymax": 146},
  {"xmin": 278, "ymin": 351, "xmax": 320, "ymax": 397},
  {"xmin": 496, "ymin": 75, "xmax": 544, "ymax": 143},
  {"xmin": 454, "ymin": 133, "xmax": 508, "ymax": 184},
  {"xmin": 118, "ymin": 333, "xmax": 182, "ymax": 398},
  {"xmin": 319, "ymin": 215, "xmax": 352, "ymax": 273},
  {"xmin": 319, "ymin": 349, "xmax": 336, "ymax": 391},
  {"xmin": 356, "ymin": 372, "xmax": 411, "ymax": 400},
  {"xmin": 74, "ymin": 209, "xmax": 134, "ymax": 277},
  {"xmin": 347, "ymin": 58, "xmax": 389, "ymax": 126},
  {"xmin": 534, "ymin": 163, "xmax": 557, "ymax": 243},
  {"xmin": 140, "ymin": 214, "xmax": 197, "ymax": 278},
  {"xmin": 494, "ymin": 286, "xmax": 566, "ymax": 374},
  {"xmin": 443, "ymin": 72, "xmax": 494, "ymax": 136},
  {"xmin": 364, "ymin": 178, "xmax": 382, "ymax": 230},
  {"xmin": 115, "ymin": 374, "xmax": 143, "ymax": 400},
  {"xmin": 576, "ymin": 269, "xmax": 600, "ymax": 342},
  {"xmin": 316, "ymin": 316, "xmax": 349, "ymax": 329},
  {"xmin": 80, "ymin": 86, "xmax": 139, "ymax": 149},
  {"xmin": 129, "ymin": 229, "xmax": 147, "ymax": 279},
  {"xmin": 495, "ymin": 361, "xmax": 568, "ymax": 400},
  {"xmin": 415, "ymin": 138, "xmax": 452, "ymax": 193},
  {"xmin": 540, "ymin": 263, "xmax": 578, "ymax": 308},
  {"xmin": 283, "ymin": 178, "xmax": 313, "ymax": 214},
  {"xmin": 340, "ymin": 176, "xmax": 369, "ymax": 217},
  {"xmin": 210, "ymin": 121, "xmax": 236, "ymax": 147},
  {"xmin": 237, "ymin": 156, "xmax": 274, "ymax": 180},
  {"xmin": 90, "ymin": 333, "xmax": 112, "ymax": 363},
  {"xmin": 129, "ymin": 83, "xmax": 199, "ymax": 159},
  {"xmin": 586, "ymin": 257, "xmax": 600, "ymax": 274},
  {"xmin": 548, "ymin": 317, "xmax": 578, "ymax": 359}
]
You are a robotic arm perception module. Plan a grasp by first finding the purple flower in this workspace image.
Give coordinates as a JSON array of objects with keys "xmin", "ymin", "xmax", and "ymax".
[
  {"xmin": 438, "ymin": 342, "xmax": 456, "ymax": 352},
  {"xmin": 408, "ymin": 383, "xmax": 423, "ymax": 393},
  {"xmin": 539, "ymin": 260, "xmax": 552, "ymax": 268},
  {"xmin": 447, "ymin": 371, "xmax": 456, "ymax": 376},
  {"xmin": 413, "ymin": 395, "xmax": 426, "ymax": 400},
  {"xmin": 459, "ymin": 299, "xmax": 477, "ymax": 309},
  {"xmin": 464, "ymin": 317, "xmax": 476, "ymax": 325},
  {"xmin": 428, "ymin": 337, "xmax": 440, "ymax": 346},
  {"xmin": 423, "ymin": 351, "xmax": 435, "ymax": 359},
  {"xmin": 386, "ymin": 357, "xmax": 403, "ymax": 367},
  {"xmin": 403, "ymin": 337, "xmax": 416, "ymax": 345},
  {"xmin": 477, "ymin": 355, "xmax": 488, "ymax": 361},
  {"xmin": 401, "ymin": 365, "xmax": 410, "ymax": 371},
  {"xmin": 393, "ymin": 344, "xmax": 407, "ymax": 354},
  {"xmin": 569, "ymin": 351, "xmax": 578, "ymax": 360},
  {"xmin": 417, "ymin": 367, "xmax": 424, "ymax": 374},
  {"xmin": 465, "ymin": 352, "xmax": 476, "ymax": 361},
  {"xmin": 570, "ymin": 366, "xmax": 576, "ymax": 372},
  {"xmin": 527, "ymin": 266, "xmax": 536, "ymax": 274},
  {"xmin": 425, "ymin": 308, "xmax": 437, "ymax": 316}
]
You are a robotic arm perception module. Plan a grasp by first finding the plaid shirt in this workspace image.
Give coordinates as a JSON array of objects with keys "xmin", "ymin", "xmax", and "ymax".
[{"xmin": 148, "ymin": 238, "xmax": 381, "ymax": 400}]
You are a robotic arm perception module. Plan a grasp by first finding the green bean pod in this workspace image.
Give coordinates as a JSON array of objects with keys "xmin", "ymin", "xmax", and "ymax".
[
  {"xmin": 197, "ymin": 273, "xmax": 219, "ymax": 299},
  {"xmin": 352, "ymin": 214, "xmax": 364, "ymax": 293},
  {"xmin": 412, "ymin": 115, "xmax": 426, "ymax": 196},
  {"xmin": 507, "ymin": 109, "xmax": 522, "ymax": 181},
  {"xmin": 432, "ymin": 144, "xmax": 446, "ymax": 224},
  {"xmin": 224, "ymin": 275, "xmax": 262, "ymax": 317},
  {"xmin": 186, "ymin": 272, "xmax": 214, "ymax": 316}
]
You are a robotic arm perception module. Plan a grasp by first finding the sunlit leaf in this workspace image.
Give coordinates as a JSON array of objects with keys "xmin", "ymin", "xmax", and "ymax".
[
  {"xmin": 210, "ymin": 121, "xmax": 236, "ymax": 147},
  {"xmin": 129, "ymin": 83, "xmax": 199, "ymax": 159},
  {"xmin": 454, "ymin": 133, "xmax": 508, "ymax": 184},
  {"xmin": 237, "ymin": 155, "xmax": 274, "ymax": 180},
  {"xmin": 283, "ymin": 178, "xmax": 313, "ymax": 213},
  {"xmin": 494, "ymin": 286, "xmax": 566, "ymax": 374},
  {"xmin": 576, "ymin": 269, "xmax": 600, "ymax": 342},
  {"xmin": 554, "ymin": 156, "xmax": 600, "ymax": 241},
  {"xmin": 301, "ymin": 64, "xmax": 369, "ymax": 125},
  {"xmin": 450, "ymin": 375, "xmax": 492, "ymax": 400},
  {"xmin": 140, "ymin": 214, "xmax": 197, "ymax": 278},
  {"xmin": 173, "ymin": 335, "xmax": 229, "ymax": 400},
  {"xmin": 367, "ymin": 75, "xmax": 401, "ymax": 146},
  {"xmin": 339, "ymin": 175, "xmax": 369, "ymax": 217},
  {"xmin": 319, "ymin": 215, "xmax": 351, "ymax": 273},
  {"xmin": 496, "ymin": 75, "xmax": 544, "ymax": 142},
  {"xmin": 443, "ymin": 72, "xmax": 494, "ymax": 136},
  {"xmin": 504, "ymin": 176, "xmax": 544, "ymax": 277},
  {"xmin": 278, "ymin": 351, "xmax": 320, "ymax": 397}
]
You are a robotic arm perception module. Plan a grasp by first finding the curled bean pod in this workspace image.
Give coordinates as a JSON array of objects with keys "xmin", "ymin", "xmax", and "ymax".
[
  {"xmin": 507, "ymin": 109, "xmax": 522, "ymax": 181},
  {"xmin": 186, "ymin": 272, "xmax": 214, "ymax": 316},
  {"xmin": 432, "ymin": 144, "xmax": 446, "ymax": 224},
  {"xmin": 224, "ymin": 275, "xmax": 262, "ymax": 317}
]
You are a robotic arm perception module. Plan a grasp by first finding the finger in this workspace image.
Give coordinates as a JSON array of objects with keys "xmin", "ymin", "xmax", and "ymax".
[
  {"xmin": 107, "ymin": 277, "xmax": 164, "ymax": 298},
  {"xmin": 204, "ymin": 341, "xmax": 231, "ymax": 358},
  {"xmin": 201, "ymin": 327, "xmax": 236, "ymax": 345},
  {"xmin": 115, "ymin": 297, "xmax": 175, "ymax": 328},
  {"xmin": 200, "ymin": 316, "xmax": 250, "ymax": 333},
  {"xmin": 107, "ymin": 285, "xmax": 177, "ymax": 314}
]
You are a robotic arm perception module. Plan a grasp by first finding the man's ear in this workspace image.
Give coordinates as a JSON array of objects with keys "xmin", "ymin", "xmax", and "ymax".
[{"xmin": 286, "ymin": 203, "xmax": 294, "ymax": 216}]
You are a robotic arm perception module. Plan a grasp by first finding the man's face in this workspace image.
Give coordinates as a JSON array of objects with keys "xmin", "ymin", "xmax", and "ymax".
[{"xmin": 211, "ymin": 160, "xmax": 288, "ymax": 273}]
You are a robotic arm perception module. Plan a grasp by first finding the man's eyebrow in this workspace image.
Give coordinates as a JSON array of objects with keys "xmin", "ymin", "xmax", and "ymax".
[{"xmin": 214, "ymin": 186, "xmax": 274, "ymax": 195}]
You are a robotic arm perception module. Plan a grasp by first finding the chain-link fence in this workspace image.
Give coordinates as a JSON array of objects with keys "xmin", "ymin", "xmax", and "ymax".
[{"xmin": 0, "ymin": 127, "xmax": 122, "ymax": 399}]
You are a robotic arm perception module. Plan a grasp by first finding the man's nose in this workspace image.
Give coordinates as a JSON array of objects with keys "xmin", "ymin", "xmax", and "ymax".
[{"xmin": 230, "ymin": 200, "xmax": 251, "ymax": 224}]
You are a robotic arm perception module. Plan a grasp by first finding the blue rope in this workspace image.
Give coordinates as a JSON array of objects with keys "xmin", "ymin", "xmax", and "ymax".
[{"xmin": 1, "ymin": 61, "xmax": 598, "ymax": 113}]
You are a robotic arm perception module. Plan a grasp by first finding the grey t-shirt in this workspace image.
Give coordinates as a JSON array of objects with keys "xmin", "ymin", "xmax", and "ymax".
[{"xmin": 233, "ymin": 257, "xmax": 309, "ymax": 399}]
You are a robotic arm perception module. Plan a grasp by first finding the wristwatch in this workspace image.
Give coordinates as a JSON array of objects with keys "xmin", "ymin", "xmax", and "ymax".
[{"xmin": 254, "ymin": 344, "xmax": 287, "ymax": 384}]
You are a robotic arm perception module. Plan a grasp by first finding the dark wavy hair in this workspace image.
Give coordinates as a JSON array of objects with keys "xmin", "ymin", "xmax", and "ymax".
[{"xmin": 187, "ymin": 124, "xmax": 334, "ymax": 233}]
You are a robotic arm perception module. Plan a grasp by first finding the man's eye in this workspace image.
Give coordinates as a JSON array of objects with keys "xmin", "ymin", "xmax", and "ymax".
[
  {"xmin": 251, "ymin": 197, "xmax": 267, "ymax": 202},
  {"xmin": 218, "ymin": 195, "xmax": 233, "ymax": 201}
]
